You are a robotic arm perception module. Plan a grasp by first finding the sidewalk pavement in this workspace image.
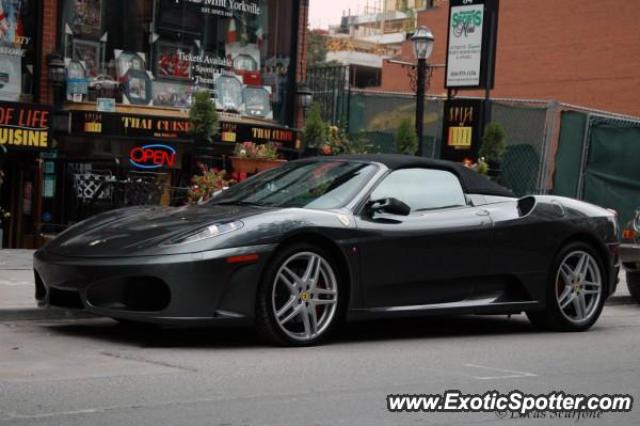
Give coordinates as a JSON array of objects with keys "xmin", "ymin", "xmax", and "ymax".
[{"xmin": 0, "ymin": 249, "xmax": 636, "ymax": 321}]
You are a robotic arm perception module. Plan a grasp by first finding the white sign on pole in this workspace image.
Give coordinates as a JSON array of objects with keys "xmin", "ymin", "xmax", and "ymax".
[{"xmin": 446, "ymin": 3, "xmax": 485, "ymax": 88}]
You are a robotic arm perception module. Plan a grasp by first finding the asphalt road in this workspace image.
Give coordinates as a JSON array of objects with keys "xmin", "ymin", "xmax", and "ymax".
[{"xmin": 1, "ymin": 305, "xmax": 639, "ymax": 426}]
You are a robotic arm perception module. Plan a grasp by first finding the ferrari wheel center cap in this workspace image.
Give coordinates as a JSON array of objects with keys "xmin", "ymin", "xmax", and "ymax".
[{"xmin": 300, "ymin": 291, "xmax": 310, "ymax": 302}]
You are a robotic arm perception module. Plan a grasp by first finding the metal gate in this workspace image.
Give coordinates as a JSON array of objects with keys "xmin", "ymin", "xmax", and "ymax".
[{"xmin": 306, "ymin": 64, "xmax": 351, "ymax": 127}]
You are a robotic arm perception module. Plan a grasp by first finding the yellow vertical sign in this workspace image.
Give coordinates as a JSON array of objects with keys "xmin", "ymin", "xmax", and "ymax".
[{"xmin": 448, "ymin": 126, "xmax": 473, "ymax": 148}]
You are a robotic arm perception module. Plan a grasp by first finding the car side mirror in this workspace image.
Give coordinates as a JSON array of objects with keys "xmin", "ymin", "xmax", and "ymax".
[{"xmin": 367, "ymin": 197, "xmax": 411, "ymax": 216}]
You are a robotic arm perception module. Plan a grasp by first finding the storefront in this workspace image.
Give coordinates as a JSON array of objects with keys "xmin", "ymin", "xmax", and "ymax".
[
  {"xmin": 0, "ymin": 101, "xmax": 52, "ymax": 248},
  {"xmin": 0, "ymin": 0, "xmax": 46, "ymax": 248},
  {"xmin": 46, "ymin": 0, "xmax": 304, "ymax": 229}
]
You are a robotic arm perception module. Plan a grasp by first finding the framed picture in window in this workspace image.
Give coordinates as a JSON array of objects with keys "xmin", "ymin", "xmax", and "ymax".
[
  {"xmin": 156, "ymin": 42, "xmax": 193, "ymax": 81},
  {"xmin": 243, "ymin": 86, "xmax": 272, "ymax": 119},
  {"xmin": 73, "ymin": 39, "xmax": 101, "ymax": 77},
  {"xmin": 152, "ymin": 81, "xmax": 193, "ymax": 108},
  {"xmin": 215, "ymin": 73, "xmax": 243, "ymax": 112},
  {"xmin": 70, "ymin": 0, "xmax": 103, "ymax": 38}
]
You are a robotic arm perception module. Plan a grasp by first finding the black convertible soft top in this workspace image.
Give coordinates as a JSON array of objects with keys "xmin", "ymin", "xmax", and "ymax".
[{"xmin": 305, "ymin": 154, "xmax": 515, "ymax": 198}]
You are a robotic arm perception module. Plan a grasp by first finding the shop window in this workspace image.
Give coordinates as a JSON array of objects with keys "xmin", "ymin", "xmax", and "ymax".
[
  {"xmin": 59, "ymin": 0, "xmax": 296, "ymax": 125},
  {"xmin": 0, "ymin": 0, "xmax": 37, "ymax": 101}
]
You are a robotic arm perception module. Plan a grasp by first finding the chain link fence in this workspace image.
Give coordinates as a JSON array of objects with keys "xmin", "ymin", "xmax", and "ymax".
[
  {"xmin": 346, "ymin": 92, "xmax": 554, "ymax": 196},
  {"xmin": 305, "ymin": 72, "xmax": 640, "ymax": 208},
  {"xmin": 347, "ymin": 90, "xmax": 444, "ymax": 158}
]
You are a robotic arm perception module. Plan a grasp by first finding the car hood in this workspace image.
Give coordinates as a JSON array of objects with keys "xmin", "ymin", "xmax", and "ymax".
[{"xmin": 44, "ymin": 204, "xmax": 268, "ymax": 257}]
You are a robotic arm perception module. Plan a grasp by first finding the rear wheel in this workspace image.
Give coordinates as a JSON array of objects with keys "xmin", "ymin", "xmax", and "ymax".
[
  {"xmin": 626, "ymin": 271, "xmax": 640, "ymax": 304},
  {"xmin": 527, "ymin": 242, "xmax": 605, "ymax": 331},
  {"xmin": 256, "ymin": 243, "xmax": 341, "ymax": 346}
]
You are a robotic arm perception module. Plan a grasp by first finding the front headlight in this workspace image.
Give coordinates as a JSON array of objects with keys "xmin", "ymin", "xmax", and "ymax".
[{"xmin": 166, "ymin": 221, "xmax": 244, "ymax": 246}]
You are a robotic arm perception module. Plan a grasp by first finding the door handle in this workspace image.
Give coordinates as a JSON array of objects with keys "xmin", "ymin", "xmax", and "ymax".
[{"xmin": 475, "ymin": 209, "xmax": 490, "ymax": 217}]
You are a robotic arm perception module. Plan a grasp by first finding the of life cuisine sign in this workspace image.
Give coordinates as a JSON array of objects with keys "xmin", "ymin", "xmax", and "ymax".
[
  {"xmin": 0, "ymin": 102, "xmax": 52, "ymax": 150},
  {"xmin": 130, "ymin": 144, "xmax": 177, "ymax": 170}
]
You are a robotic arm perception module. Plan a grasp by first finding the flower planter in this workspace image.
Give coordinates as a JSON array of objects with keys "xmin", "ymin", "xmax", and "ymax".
[{"xmin": 230, "ymin": 157, "xmax": 287, "ymax": 175}]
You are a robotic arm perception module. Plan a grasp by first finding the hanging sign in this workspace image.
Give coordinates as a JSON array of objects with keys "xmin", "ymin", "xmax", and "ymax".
[
  {"xmin": 440, "ymin": 99, "xmax": 485, "ymax": 162},
  {"xmin": 445, "ymin": 0, "xmax": 499, "ymax": 89}
]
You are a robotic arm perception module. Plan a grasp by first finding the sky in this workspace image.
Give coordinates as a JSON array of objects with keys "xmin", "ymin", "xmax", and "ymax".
[{"xmin": 309, "ymin": 0, "xmax": 384, "ymax": 29}]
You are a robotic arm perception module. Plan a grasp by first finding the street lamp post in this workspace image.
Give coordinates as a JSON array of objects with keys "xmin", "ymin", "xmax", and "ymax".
[
  {"xmin": 411, "ymin": 26, "xmax": 434, "ymax": 157},
  {"xmin": 296, "ymin": 83, "xmax": 314, "ymax": 118}
]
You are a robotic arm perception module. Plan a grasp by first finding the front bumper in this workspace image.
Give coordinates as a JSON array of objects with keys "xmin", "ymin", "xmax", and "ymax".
[
  {"xmin": 620, "ymin": 243, "xmax": 640, "ymax": 270},
  {"xmin": 33, "ymin": 245, "xmax": 275, "ymax": 326}
]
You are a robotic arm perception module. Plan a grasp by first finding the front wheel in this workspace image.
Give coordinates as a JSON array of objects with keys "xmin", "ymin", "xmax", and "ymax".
[
  {"xmin": 626, "ymin": 271, "xmax": 640, "ymax": 304},
  {"xmin": 527, "ymin": 242, "xmax": 606, "ymax": 332},
  {"xmin": 256, "ymin": 244, "xmax": 342, "ymax": 346}
]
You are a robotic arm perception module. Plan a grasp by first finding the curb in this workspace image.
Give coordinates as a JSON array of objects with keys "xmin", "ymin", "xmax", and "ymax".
[
  {"xmin": 606, "ymin": 295, "xmax": 636, "ymax": 306},
  {"xmin": 0, "ymin": 296, "xmax": 635, "ymax": 322},
  {"xmin": 0, "ymin": 308, "xmax": 96, "ymax": 322}
]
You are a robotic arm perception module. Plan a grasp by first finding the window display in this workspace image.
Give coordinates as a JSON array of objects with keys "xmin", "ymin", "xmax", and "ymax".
[
  {"xmin": 59, "ymin": 0, "xmax": 296, "ymax": 126},
  {"xmin": 0, "ymin": 0, "xmax": 37, "ymax": 101}
]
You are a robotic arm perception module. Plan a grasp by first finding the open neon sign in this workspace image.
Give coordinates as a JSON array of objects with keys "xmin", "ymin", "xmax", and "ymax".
[{"xmin": 129, "ymin": 144, "xmax": 176, "ymax": 169}]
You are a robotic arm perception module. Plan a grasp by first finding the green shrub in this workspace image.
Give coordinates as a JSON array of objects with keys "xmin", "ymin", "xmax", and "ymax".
[
  {"xmin": 303, "ymin": 103, "xmax": 329, "ymax": 149},
  {"xmin": 479, "ymin": 122, "xmax": 507, "ymax": 163},
  {"xmin": 395, "ymin": 118, "xmax": 418, "ymax": 155},
  {"xmin": 189, "ymin": 91, "xmax": 219, "ymax": 143}
]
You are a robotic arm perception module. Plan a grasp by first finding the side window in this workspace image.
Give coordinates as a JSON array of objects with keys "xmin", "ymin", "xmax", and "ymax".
[{"xmin": 370, "ymin": 168, "xmax": 467, "ymax": 212}]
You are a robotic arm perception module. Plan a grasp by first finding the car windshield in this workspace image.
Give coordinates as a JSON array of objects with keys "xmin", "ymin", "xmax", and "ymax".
[{"xmin": 210, "ymin": 160, "xmax": 378, "ymax": 209}]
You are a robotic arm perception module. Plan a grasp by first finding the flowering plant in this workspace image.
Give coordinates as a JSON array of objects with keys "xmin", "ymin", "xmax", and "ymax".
[
  {"xmin": 187, "ymin": 163, "xmax": 236, "ymax": 205},
  {"xmin": 463, "ymin": 157, "xmax": 489, "ymax": 175},
  {"xmin": 233, "ymin": 141, "xmax": 279, "ymax": 160},
  {"xmin": 320, "ymin": 124, "xmax": 373, "ymax": 155}
]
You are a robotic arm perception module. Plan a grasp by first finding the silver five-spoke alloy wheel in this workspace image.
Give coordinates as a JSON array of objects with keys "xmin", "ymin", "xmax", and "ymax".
[
  {"xmin": 271, "ymin": 252, "xmax": 338, "ymax": 342},
  {"xmin": 555, "ymin": 250, "xmax": 602, "ymax": 324}
]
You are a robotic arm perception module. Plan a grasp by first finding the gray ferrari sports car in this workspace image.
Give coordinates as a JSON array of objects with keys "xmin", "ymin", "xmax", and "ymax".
[{"xmin": 34, "ymin": 155, "xmax": 620, "ymax": 346}]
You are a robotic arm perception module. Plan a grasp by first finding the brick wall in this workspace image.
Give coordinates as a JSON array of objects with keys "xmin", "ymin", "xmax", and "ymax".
[
  {"xmin": 378, "ymin": 0, "xmax": 640, "ymax": 117},
  {"xmin": 39, "ymin": 0, "xmax": 58, "ymax": 104},
  {"xmin": 296, "ymin": 0, "xmax": 310, "ymax": 128}
]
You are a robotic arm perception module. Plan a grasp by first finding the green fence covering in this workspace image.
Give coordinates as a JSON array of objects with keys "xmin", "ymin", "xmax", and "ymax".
[
  {"xmin": 553, "ymin": 111, "xmax": 587, "ymax": 198},
  {"xmin": 348, "ymin": 92, "xmax": 443, "ymax": 158},
  {"xmin": 582, "ymin": 118, "xmax": 640, "ymax": 224}
]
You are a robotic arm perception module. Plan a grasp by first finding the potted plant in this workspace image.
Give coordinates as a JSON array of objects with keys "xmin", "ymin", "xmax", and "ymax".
[
  {"xmin": 187, "ymin": 163, "xmax": 236, "ymax": 205},
  {"xmin": 303, "ymin": 103, "xmax": 329, "ymax": 156},
  {"xmin": 189, "ymin": 91, "xmax": 219, "ymax": 144},
  {"xmin": 230, "ymin": 142, "xmax": 286, "ymax": 176},
  {"xmin": 478, "ymin": 122, "xmax": 507, "ymax": 177},
  {"xmin": 395, "ymin": 118, "xmax": 418, "ymax": 155}
]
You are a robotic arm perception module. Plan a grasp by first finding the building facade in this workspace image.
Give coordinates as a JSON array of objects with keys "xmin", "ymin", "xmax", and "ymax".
[
  {"xmin": 0, "ymin": 0, "xmax": 309, "ymax": 248},
  {"xmin": 377, "ymin": 0, "xmax": 640, "ymax": 117}
]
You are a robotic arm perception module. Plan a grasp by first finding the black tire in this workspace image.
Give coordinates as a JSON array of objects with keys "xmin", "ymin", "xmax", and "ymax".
[
  {"xmin": 256, "ymin": 243, "xmax": 344, "ymax": 346},
  {"xmin": 626, "ymin": 271, "xmax": 640, "ymax": 304},
  {"xmin": 527, "ymin": 241, "xmax": 606, "ymax": 332}
]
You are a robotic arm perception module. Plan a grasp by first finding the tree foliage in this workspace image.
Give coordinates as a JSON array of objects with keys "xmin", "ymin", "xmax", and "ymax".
[
  {"xmin": 395, "ymin": 118, "xmax": 418, "ymax": 155},
  {"xmin": 306, "ymin": 30, "xmax": 328, "ymax": 67}
]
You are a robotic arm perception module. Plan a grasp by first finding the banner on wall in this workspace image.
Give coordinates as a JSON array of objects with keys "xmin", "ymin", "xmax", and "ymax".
[
  {"xmin": 70, "ymin": 111, "xmax": 193, "ymax": 142},
  {"xmin": 0, "ymin": 101, "xmax": 52, "ymax": 150}
]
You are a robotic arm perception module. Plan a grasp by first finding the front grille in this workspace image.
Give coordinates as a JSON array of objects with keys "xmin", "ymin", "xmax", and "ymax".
[
  {"xmin": 49, "ymin": 288, "xmax": 84, "ymax": 309},
  {"xmin": 86, "ymin": 277, "xmax": 171, "ymax": 312}
]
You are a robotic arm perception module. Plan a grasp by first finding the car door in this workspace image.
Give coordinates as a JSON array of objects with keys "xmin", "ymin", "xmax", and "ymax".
[{"xmin": 354, "ymin": 168, "xmax": 493, "ymax": 308}]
